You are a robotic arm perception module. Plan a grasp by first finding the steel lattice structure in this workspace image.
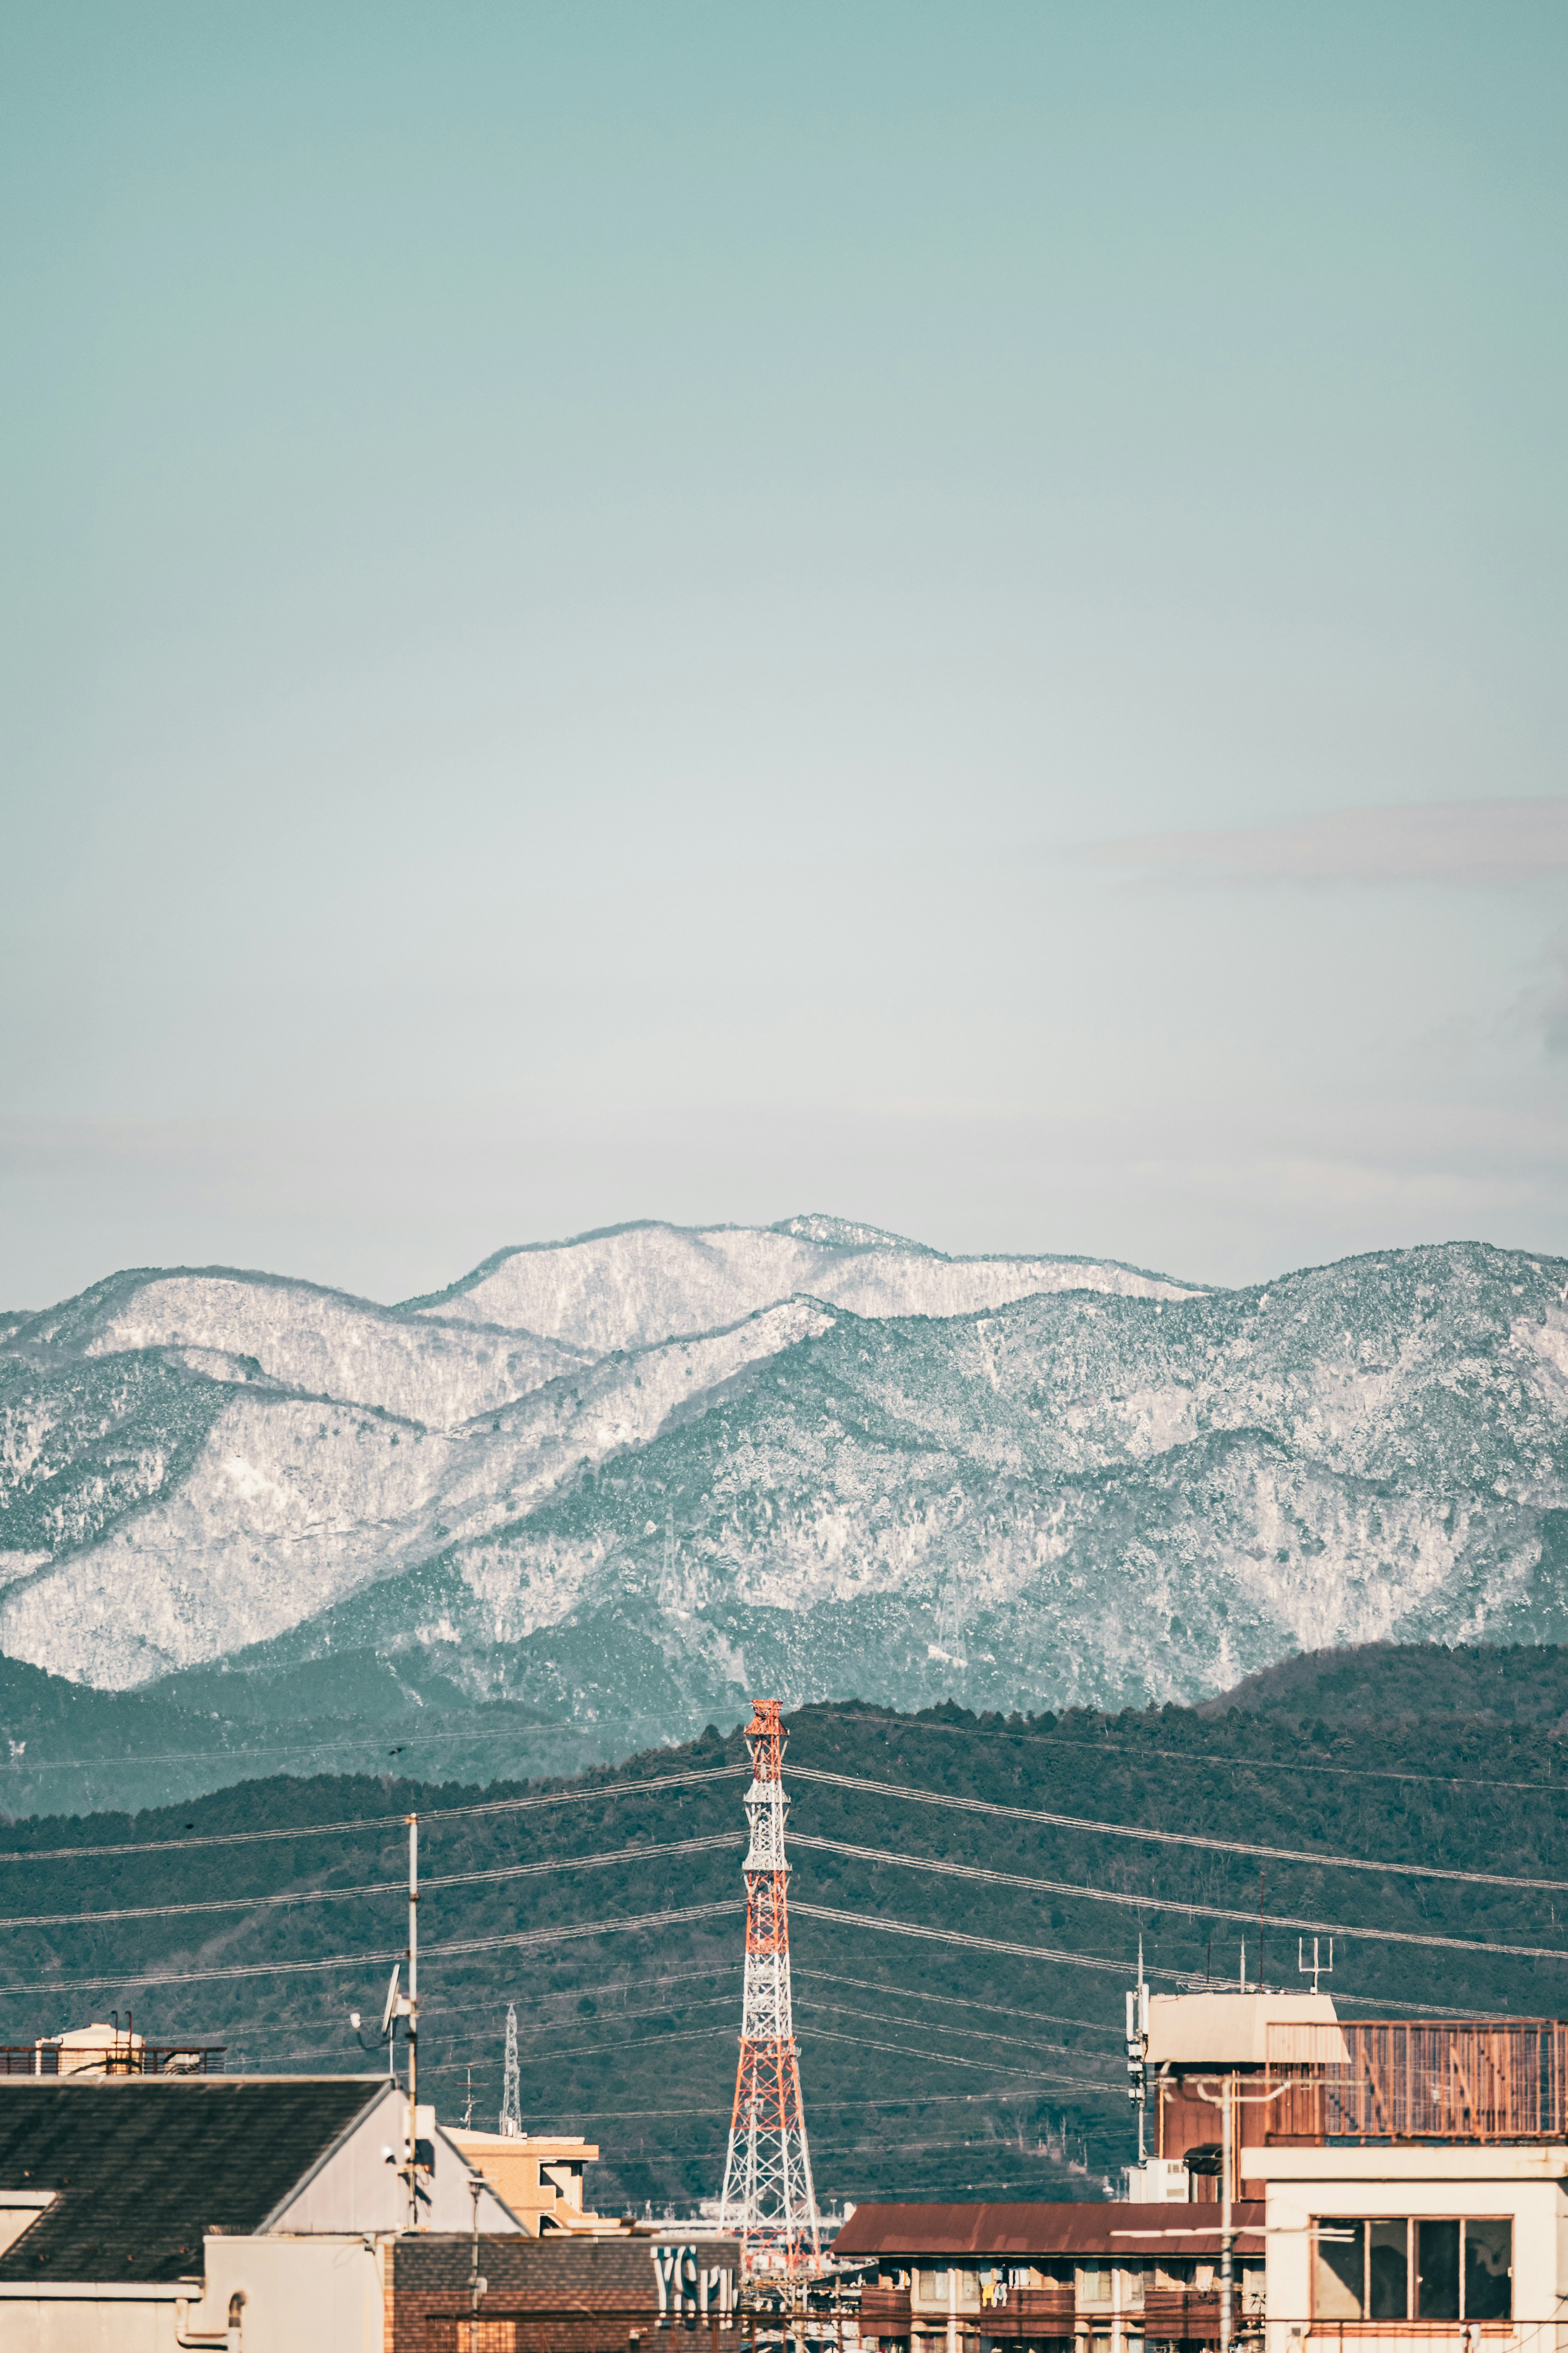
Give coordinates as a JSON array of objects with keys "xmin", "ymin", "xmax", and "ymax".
[{"xmin": 717, "ymin": 1700, "xmax": 820, "ymax": 2273}]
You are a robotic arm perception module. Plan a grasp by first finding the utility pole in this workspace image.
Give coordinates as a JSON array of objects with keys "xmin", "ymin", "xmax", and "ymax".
[
  {"xmin": 1125, "ymin": 1938, "xmax": 1149, "ymax": 2163},
  {"xmin": 1182, "ymin": 2075, "xmax": 1295, "ymax": 2353},
  {"xmin": 500, "ymin": 2004, "xmax": 521, "ymax": 2137},
  {"xmin": 408, "ymin": 1813, "xmax": 420, "ymax": 2233},
  {"xmin": 1221, "ymin": 2068, "xmax": 1232, "ymax": 2353}
]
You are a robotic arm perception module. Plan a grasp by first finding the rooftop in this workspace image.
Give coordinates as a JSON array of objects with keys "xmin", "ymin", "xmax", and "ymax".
[
  {"xmin": 0, "ymin": 2075, "xmax": 384, "ymax": 2282},
  {"xmin": 833, "ymin": 2203, "xmax": 1265, "ymax": 2259}
]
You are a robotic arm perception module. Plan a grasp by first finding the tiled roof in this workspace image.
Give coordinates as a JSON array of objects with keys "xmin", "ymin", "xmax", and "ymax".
[
  {"xmin": 392, "ymin": 2234, "xmax": 741, "ymax": 2304},
  {"xmin": 833, "ymin": 2202, "xmax": 1266, "ymax": 2258},
  {"xmin": 0, "ymin": 2076, "xmax": 385, "ymax": 2282}
]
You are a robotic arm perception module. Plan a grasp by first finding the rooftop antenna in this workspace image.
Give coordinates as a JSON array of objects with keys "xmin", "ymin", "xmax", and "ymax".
[
  {"xmin": 463, "ymin": 2064, "xmax": 475, "ymax": 2130},
  {"xmin": 499, "ymin": 2003, "xmax": 521, "ymax": 2138},
  {"xmin": 380, "ymin": 1962, "xmax": 403, "ymax": 2080},
  {"xmin": 1238, "ymin": 1938, "xmax": 1245, "ymax": 1992},
  {"xmin": 1125, "ymin": 1936, "xmax": 1150, "ymax": 2162},
  {"xmin": 1298, "ymin": 1936, "xmax": 1334, "ymax": 1995}
]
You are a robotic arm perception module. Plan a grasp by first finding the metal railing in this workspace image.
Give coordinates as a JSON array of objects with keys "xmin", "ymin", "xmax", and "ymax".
[
  {"xmin": 0, "ymin": 2041, "xmax": 226, "ymax": 2076},
  {"xmin": 1262, "ymin": 2021, "xmax": 1566, "ymax": 2143}
]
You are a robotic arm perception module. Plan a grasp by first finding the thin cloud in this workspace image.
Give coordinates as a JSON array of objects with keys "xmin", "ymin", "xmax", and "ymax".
[{"xmin": 1091, "ymin": 798, "xmax": 1568, "ymax": 886}]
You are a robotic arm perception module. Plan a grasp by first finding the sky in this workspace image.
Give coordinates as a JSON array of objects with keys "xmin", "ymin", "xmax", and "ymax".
[{"xmin": 3, "ymin": 2, "xmax": 1566, "ymax": 1307}]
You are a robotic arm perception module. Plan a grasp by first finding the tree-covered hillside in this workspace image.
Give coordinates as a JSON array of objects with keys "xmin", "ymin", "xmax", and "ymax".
[{"xmin": 2, "ymin": 1650, "xmax": 1566, "ymax": 2213}]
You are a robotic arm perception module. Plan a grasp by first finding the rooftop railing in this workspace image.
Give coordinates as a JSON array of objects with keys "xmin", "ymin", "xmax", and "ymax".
[
  {"xmin": 1259, "ymin": 2021, "xmax": 1566, "ymax": 2144},
  {"xmin": 0, "ymin": 2040, "xmax": 226, "ymax": 2076}
]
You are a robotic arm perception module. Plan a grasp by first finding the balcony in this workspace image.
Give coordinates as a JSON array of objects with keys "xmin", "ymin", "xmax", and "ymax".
[
  {"xmin": 1140, "ymin": 2292, "xmax": 1224, "ymax": 2338},
  {"xmin": 861, "ymin": 2289, "xmax": 1076, "ymax": 2341}
]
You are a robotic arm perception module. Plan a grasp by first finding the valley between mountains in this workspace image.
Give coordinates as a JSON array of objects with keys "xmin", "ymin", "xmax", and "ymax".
[{"xmin": 3, "ymin": 1214, "xmax": 1568, "ymax": 1812}]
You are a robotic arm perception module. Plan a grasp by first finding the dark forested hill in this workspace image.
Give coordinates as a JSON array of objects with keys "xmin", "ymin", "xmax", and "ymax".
[{"xmin": 2, "ymin": 1650, "xmax": 1566, "ymax": 2214}]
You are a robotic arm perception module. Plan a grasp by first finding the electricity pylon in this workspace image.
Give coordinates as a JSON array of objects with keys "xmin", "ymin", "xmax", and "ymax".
[{"xmin": 717, "ymin": 1700, "xmax": 820, "ymax": 2272}]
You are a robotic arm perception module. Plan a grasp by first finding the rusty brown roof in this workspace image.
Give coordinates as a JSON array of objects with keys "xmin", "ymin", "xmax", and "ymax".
[{"xmin": 833, "ymin": 2202, "xmax": 1265, "ymax": 2259}]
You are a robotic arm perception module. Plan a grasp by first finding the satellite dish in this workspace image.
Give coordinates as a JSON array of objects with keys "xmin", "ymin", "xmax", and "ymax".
[{"xmin": 380, "ymin": 1963, "xmax": 402, "ymax": 2039}]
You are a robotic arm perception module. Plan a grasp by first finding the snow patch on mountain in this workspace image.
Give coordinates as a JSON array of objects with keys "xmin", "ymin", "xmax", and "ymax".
[
  {"xmin": 407, "ymin": 1218, "xmax": 1198, "ymax": 1350},
  {"xmin": 15, "ymin": 1269, "xmax": 584, "ymax": 1425},
  {"xmin": 5, "ymin": 1226, "xmax": 1568, "ymax": 1742},
  {"xmin": 0, "ymin": 1294, "xmax": 835, "ymax": 1686}
]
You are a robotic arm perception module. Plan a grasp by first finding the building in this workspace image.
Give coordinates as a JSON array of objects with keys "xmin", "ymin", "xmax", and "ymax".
[
  {"xmin": 450, "ymin": 2129, "xmax": 608, "ymax": 2234},
  {"xmin": 837, "ymin": 2201, "xmax": 1265, "ymax": 2353},
  {"xmin": 845, "ymin": 1991, "xmax": 1568, "ymax": 2353},
  {"xmin": 385, "ymin": 2229, "xmax": 742, "ymax": 2353},
  {"xmin": 0, "ymin": 2072, "xmax": 520, "ymax": 2350},
  {"xmin": 1147, "ymin": 1989, "xmax": 1563, "ymax": 2348}
]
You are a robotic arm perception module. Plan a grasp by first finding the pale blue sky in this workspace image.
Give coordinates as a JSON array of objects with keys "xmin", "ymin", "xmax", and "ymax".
[{"xmin": 3, "ymin": 3, "xmax": 1566, "ymax": 1304}]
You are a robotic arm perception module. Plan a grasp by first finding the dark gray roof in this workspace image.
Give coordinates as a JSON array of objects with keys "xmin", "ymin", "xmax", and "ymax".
[
  {"xmin": 0, "ymin": 2076, "xmax": 385, "ymax": 2282},
  {"xmin": 834, "ymin": 2202, "xmax": 1265, "ymax": 2258},
  {"xmin": 392, "ymin": 2234, "xmax": 742, "ymax": 2305}
]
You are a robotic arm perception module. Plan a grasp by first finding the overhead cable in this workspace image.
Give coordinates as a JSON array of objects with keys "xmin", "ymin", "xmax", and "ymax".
[
  {"xmin": 0, "ymin": 1720, "xmax": 577, "ymax": 1775},
  {"xmin": 0, "ymin": 1764, "xmax": 745, "ymax": 1866},
  {"xmin": 797, "ymin": 1995, "xmax": 1105, "ymax": 2065},
  {"xmin": 0, "ymin": 1897, "xmax": 746, "ymax": 2001},
  {"xmin": 791, "ymin": 1894, "xmax": 1568, "ymax": 1969},
  {"xmin": 818, "ymin": 1713, "xmax": 1568, "ymax": 1798},
  {"xmin": 0, "ymin": 1831, "xmax": 739, "ymax": 1933},
  {"xmin": 791, "ymin": 1901, "xmax": 1197, "ymax": 1978},
  {"xmin": 793, "ymin": 1966, "xmax": 1121, "ymax": 2039},
  {"xmin": 791, "ymin": 1764, "xmax": 1568, "ymax": 1892},
  {"xmin": 791, "ymin": 1838, "xmax": 1568, "ymax": 1962},
  {"xmin": 800, "ymin": 2025, "xmax": 1120, "ymax": 2092}
]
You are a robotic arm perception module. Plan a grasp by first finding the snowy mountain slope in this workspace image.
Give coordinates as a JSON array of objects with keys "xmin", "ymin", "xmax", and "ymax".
[
  {"xmin": 283, "ymin": 1239, "xmax": 1567, "ymax": 1731},
  {"xmin": 0, "ymin": 1346, "xmax": 232, "ymax": 1575},
  {"xmin": 13, "ymin": 1268, "xmax": 585, "ymax": 1425},
  {"xmin": 3, "ymin": 1222, "xmax": 1567, "ymax": 1771},
  {"xmin": 407, "ymin": 1215, "xmax": 1198, "ymax": 1349},
  {"xmin": 0, "ymin": 1296, "xmax": 833, "ymax": 1686}
]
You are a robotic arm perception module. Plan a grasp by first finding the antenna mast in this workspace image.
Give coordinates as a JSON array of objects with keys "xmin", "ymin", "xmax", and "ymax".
[
  {"xmin": 718, "ymin": 1700, "xmax": 820, "ymax": 2273},
  {"xmin": 499, "ymin": 2003, "xmax": 521, "ymax": 2138}
]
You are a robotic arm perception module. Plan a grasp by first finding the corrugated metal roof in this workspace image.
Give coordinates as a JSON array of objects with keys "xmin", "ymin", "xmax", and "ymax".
[{"xmin": 833, "ymin": 2202, "xmax": 1265, "ymax": 2258}]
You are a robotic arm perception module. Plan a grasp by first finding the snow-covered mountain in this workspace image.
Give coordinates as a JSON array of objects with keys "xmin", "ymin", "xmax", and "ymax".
[{"xmin": 4, "ymin": 1215, "xmax": 1566, "ymax": 1779}]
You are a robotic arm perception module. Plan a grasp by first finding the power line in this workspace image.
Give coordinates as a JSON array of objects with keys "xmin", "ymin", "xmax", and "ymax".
[
  {"xmin": 0, "ymin": 1831, "xmax": 739, "ymax": 1932},
  {"xmin": 791, "ymin": 1764, "xmax": 1568, "ymax": 1893},
  {"xmin": 793, "ymin": 1846, "xmax": 1568, "ymax": 1964},
  {"xmin": 0, "ymin": 1897, "xmax": 746, "ymax": 2001},
  {"xmin": 799, "ymin": 2025, "xmax": 1119, "ymax": 2091},
  {"xmin": 0, "ymin": 1764, "xmax": 745, "ymax": 1865},
  {"xmin": 792, "ymin": 1901, "xmax": 1192, "ymax": 1977},
  {"xmin": 795, "ymin": 1996, "xmax": 1109, "ymax": 2066},
  {"xmin": 793, "ymin": 1967, "xmax": 1122, "ymax": 2039},
  {"xmin": 817, "ymin": 1712, "xmax": 1568, "ymax": 1797},
  {"xmin": 0, "ymin": 1721, "xmax": 580, "ymax": 1775},
  {"xmin": 790, "ymin": 1893, "xmax": 1568, "ymax": 1969}
]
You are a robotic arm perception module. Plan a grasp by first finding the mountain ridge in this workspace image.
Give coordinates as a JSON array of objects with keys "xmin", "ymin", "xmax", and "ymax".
[{"xmin": 4, "ymin": 1219, "xmax": 1567, "ymax": 1795}]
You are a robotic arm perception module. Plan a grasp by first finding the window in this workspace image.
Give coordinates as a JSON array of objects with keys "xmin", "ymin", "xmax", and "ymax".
[
  {"xmin": 1369, "ymin": 2221, "xmax": 1408, "ymax": 2321},
  {"xmin": 1312, "ymin": 2221, "xmax": 1511, "ymax": 2323},
  {"xmin": 1417, "ymin": 2223, "xmax": 1459, "ymax": 2322},
  {"xmin": 1465, "ymin": 2222, "xmax": 1513, "ymax": 2323}
]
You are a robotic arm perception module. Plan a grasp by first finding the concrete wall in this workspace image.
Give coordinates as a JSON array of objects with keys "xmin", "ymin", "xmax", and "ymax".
[
  {"xmin": 270, "ymin": 2085, "xmax": 519, "ymax": 2235},
  {"xmin": 1252, "ymin": 2142, "xmax": 1568, "ymax": 2353},
  {"xmin": 203, "ymin": 2235, "xmax": 385, "ymax": 2353},
  {"xmin": 0, "ymin": 2239, "xmax": 383, "ymax": 2353}
]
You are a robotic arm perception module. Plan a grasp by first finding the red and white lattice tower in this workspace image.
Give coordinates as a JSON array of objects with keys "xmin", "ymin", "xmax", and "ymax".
[{"xmin": 717, "ymin": 1699, "xmax": 820, "ymax": 2273}]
